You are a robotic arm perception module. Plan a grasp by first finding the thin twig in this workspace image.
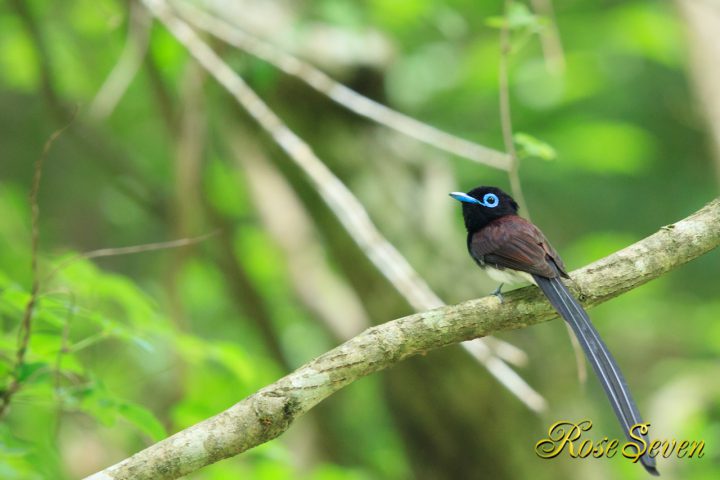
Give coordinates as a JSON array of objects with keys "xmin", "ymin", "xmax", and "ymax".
[
  {"xmin": 44, "ymin": 231, "xmax": 220, "ymax": 284},
  {"xmin": 142, "ymin": 0, "xmax": 546, "ymax": 412},
  {"xmin": 90, "ymin": 0, "xmax": 152, "ymax": 118},
  {"xmin": 498, "ymin": 0, "xmax": 530, "ymax": 218},
  {"xmin": 0, "ymin": 115, "xmax": 75, "ymax": 419},
  {"xmin": 171, "ymin": 0, "xmax": 511, "ymax": 171},
  {"xmin": 85, "ymin": 196, "xmax": 720, "ymax": 480}
]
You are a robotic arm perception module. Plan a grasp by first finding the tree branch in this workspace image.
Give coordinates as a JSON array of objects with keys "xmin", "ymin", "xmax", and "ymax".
[
  {"xmin": 86, "ymin": 197, "xmax": 720, "ymax": 480},
  {"xmin": 171, "ymin": 0, "xmax": 511, "ymax": 171},
  {"xmin": 89, "ymin": 0, "xmax": 152, "ymax": 119}
]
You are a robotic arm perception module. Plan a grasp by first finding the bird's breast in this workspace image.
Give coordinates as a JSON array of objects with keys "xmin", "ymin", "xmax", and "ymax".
[{"xmin": 482, "ymin": 264, "xmax": 536, "ymax": 286}]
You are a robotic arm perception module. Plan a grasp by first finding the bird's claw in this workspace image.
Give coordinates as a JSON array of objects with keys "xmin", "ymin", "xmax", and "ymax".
[{"xmin": 492, "ymin": 283, "xmax": 505, "ymax": 304}]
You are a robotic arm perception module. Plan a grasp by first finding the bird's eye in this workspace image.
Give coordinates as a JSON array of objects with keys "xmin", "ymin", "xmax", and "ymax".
[{"xmin": 482, "ymin": 193, "xmax": 499, "ymax": 208}]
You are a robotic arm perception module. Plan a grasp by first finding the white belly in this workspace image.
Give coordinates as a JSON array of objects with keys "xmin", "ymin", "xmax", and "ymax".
[{"xmin": 484, "ymin": 266, "xmax": 536, "ymax": 286}]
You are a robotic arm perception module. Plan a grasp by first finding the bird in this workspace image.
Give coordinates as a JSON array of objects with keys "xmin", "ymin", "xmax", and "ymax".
[{"xmin": 450, "ymin": 186, "xmax": 658, "ymax": 475}]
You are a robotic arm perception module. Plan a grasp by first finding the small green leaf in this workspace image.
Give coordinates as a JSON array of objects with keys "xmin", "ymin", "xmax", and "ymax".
[{"xmin": 513, "ymin": 132, "xmax": 557, "ymax": 161}]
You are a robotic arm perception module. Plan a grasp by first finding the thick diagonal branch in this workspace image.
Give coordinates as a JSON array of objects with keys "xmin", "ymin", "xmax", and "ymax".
[{"xmin": 86, "ymin": 198, "xmax": 720, "ymax": 480}]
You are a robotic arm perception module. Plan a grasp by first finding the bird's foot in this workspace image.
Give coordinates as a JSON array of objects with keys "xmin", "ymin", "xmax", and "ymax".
[{"xmin": 491, "ymin": 283, "xmax": 505, "ymax": 304}]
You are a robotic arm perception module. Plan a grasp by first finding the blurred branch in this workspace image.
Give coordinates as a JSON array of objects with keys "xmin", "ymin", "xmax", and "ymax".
[
  {"xmin": 141, "ymin": 0, "xmax": 545, "ymax": 411},
  {"xmin": 165, "ymin": 59, "xmax": 208, "ymax": 331},
  {"xmin": 140, "ymin": 34, "xmax": 292, "ymax": 367},
  {"xmin": 227, "ymin": 130, "xmax": 371, "ymax": 340},
  {"xmin": 90, "ymin": 0, "xmax": 152, "ymax": 119},
  {"xmin": 85, "ymin": 197, "xmax": 720, "ymax": 480},
  {"xmin": 144, "ymin": 43, "xmax": 180, "ymax": 133},
  {"xmin": 10, "ymin": 0, "xmax": 166, "ymax": 216},
  {"xmin": 7, "ymin": 0, "xmax": 67, "ymax": 121},
  {"xmin": 530, "ymin": 0, "xmax": 565, "ymax": 74},
  {"xmin": 45, "ymin": 232, "xmax": 218, "ymax": 284},
  {"xmin": 172, "ymin": 60, "xmax": 207, "ymax": 238},
  {"xmin": 676, "ymin": 0, "xmax": 720, "ymax": 187},
  {"xmin": 202, "ymin": 207, "xmax": 292, "ymax": 369},
  {"xmin": 171, "ymin": 0, "xmax": 511, "ymax": 171},
  {"xmin": 499, "ymin": 0, "xmax": 530, "ymax": 218},
  {"xmin": 0, "ymin": 117, "xmax": 74, "ymax": 419}
]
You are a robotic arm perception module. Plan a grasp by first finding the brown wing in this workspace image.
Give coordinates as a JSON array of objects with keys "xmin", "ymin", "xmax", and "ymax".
[{"xmin": 469, "ymin": 215, "xmax": 568, "ymax": 279}]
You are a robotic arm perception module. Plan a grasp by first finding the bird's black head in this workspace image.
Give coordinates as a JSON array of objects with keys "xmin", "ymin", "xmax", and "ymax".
[{"xmin": 449, "ymin": 186, "xmax": 519, "ymax": 233}]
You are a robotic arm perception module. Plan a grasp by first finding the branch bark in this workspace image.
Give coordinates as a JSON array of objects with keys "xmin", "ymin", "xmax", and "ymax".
[{"xmin": 86, "ymin": 198, "xmax": 720, "ymax": 479}]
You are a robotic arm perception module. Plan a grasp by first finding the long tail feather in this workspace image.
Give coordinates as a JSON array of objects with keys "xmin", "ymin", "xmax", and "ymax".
[{"xmin": 533, "ymin": 275, "xmax": 658, "ymax": 475}]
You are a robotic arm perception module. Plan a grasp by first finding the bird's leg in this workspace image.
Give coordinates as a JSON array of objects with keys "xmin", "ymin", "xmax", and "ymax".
[{"xmin": 491, "ymin": 283, "xmax": 505, "ymax": 303}]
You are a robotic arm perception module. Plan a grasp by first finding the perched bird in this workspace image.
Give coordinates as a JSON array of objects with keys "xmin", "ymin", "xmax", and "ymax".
[{"xmin": 450, "ymin": 186, "xmax": 657, "ymax": 475}]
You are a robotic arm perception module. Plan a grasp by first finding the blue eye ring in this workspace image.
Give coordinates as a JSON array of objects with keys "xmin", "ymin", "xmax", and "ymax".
[{"xmin": 482, "ymin": 193, "xmax": 499, "ymax": 208}]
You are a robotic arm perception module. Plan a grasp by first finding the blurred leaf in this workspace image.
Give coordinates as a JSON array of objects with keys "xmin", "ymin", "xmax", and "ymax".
[
  {"xmin": 56, "ymin": 352, "xmax": 84, "ymax": 375},
  {"xmin": 0, "ymin": 285, "xmax": 30, "ymax": 317},
  {"xmin": 485, "ymin": 2, "xmax": 541, "ymax": 30},
  {"xmin": 77, "ymin": 380, "xmax": 166, "ymax": 440},
  {"xmin": 545, "ymin": 119, "xmax": 656, "ymax": 174},
  {"xmin": 116, "ymin": 401, "xmax": 167, "ymax": 442},
  {"xmin": 512, "ymin": 57, "xmax": 565, "ymax": 109},
  {"xmin": 78, "ymin": 382, "xmax": 117, "ymax": 426},
  {"xmin": 204, "ymin": 158, "xmax": 249, "ymax": 218},
  {"xmin": 29, "ymin": 332, "xmax": 62, "ymax": 362},
  {"xmin": 385, "ymin": 42, "xmax": 461, "ymax": 108},
  {"xmin": 0, "ymin": 360, "xmax": 11, "ymax": 380},
  {"xmin": 0, "ymin": 425, "xmax": 39, "ymax": 480},
  {"xmin": 0, "ymin": 17, "xmax": 38, "ymax": 91},
  {"xmin": 176, "ymin": 334, "xmax": 253, "ymax": 384},
  {"xmin": 369, "ymin": 0, "xmax": 432, "ymax": 30},
  {"xmin": 17, "ymin": 361, "xmax": 48, "ymax": 383},
  {"xmin": 606, "ymin": 3, "xmax": 682, "ymax": 67},
  {"xmin": 317, "ymin": 0, "xmax": 366, "ymax": 28},
  {"xmin": 0, "ymin": 424, "xmax": 32, "ymax": 457},
  {"xmin": 150, "ymin": 26, "xmax": 188, "ymax": 82},
  {"xmin": 68, "ymin": 0, "xmax": 123, "ymax": 37},
  {"xmin": 513, "ymin": 132, "xmax": 556, "ymax": 161},
  {"xmin": 310, "ymin": 464, "xmax": 374, "ymax": 480}
]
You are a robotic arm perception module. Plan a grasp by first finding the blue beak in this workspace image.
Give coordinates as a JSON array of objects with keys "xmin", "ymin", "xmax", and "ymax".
[{"xmin": 449, "ymin": 192, "xmax": 481, "ymax": 205}]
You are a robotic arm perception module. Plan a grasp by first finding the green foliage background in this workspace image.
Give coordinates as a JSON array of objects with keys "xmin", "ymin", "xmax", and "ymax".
[{"xmin": 0, "ymin": 0, "xmax": 718, "ymax": 479}]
